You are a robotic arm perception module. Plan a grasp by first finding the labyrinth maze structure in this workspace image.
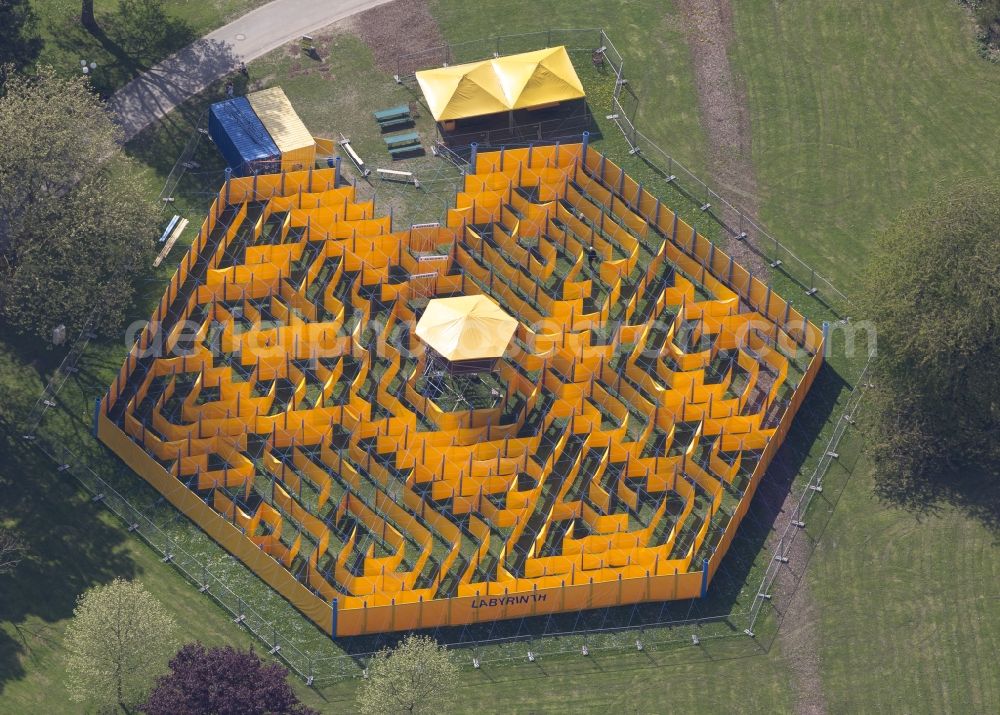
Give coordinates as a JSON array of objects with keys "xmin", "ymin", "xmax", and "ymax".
[{"xmin": 100, "ymin": 142, "xmax": 823, "ymax": 636}]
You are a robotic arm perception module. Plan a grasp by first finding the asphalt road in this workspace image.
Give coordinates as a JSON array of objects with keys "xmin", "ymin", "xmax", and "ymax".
[{"xmin": 109, "ymin": 0, "xmax": 394, "ymax": 141}]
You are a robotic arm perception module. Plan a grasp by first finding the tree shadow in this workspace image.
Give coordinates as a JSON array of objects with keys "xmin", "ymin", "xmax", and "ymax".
[
  {"xmin": 122, "ymin": 77, "xmax": 231, "ymax": 176},
  {"xmin": 104, "ymin": 0, "xmax": 197, "ymax": 69},
  {"xmin": 109, "ymin": 37, "xmax": 242, "ymax": 140},
  {"xmin": 873, "ymin": 453, "xmax": 1000, "ymax": 538},
  {"xmin": 0, "ymin": 415, "xmax": 137, "ymax": 695},
  {"xmin": 0, "ymin": 0, "xmax": 43, "ymax": 74},
  {"xmin": 0, "ymin": 327, "xmax": 66, "ymax": 385},
  {"xmin": 49, "ymin": 0, "xmax": 199, "ymax": 99}
]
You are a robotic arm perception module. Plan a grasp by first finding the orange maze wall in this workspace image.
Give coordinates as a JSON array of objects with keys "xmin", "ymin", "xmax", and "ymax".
[{"xmin": 100, "ymin": 143, "xmax": 823, "ymax": 637}]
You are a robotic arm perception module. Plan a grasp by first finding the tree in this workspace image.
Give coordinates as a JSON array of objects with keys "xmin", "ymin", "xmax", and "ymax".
[
  {"xmin": 860, "ymin": 181, "xmax": 1000, "ymax": 511},
  {"xmin": 0, "ymin": 66, "xmax": 158, "ymax": 341},
  {"xmin": 82, "ymin": 0, "xmax": 97, "ymax": 31},
  {"xmin": 0, "ymin": 0, "xmax": 42, "ymax": 73},
  {"xmin": 357, "ymin": 634, "xmax": 460, "ymax": 715},
  {"xmin": 974, "ymin": 0, "xmax": 1000, "ymax": 49},
  {"xmin": 0, "ymin": 527, "xmax": 26, "ymax": 575},
  {"xmin": 64, "ymin": 577, "xmax": 178, "ymax": 710},
  {"xmin": 111, "ymin": 0, "xmax": 197, "ymax": 70},
  {"xmin": 141, "ymin": 643, "xmax": 318, "ymax": 715}
]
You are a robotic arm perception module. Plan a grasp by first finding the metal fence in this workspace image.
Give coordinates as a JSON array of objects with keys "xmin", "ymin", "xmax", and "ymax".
[
  {"xmin": 395, "ymin": 28, "xmax": 607, "ymax": 77},
  {"xmin": 21, "ymin": 26, "xmax": 873, "ymax": 685},
  {"xmin": 23, "ymin": 316, "xmax": 756, "ymax": 685},
  {"xmin": 28, "ymin": 422, "xmax": 336, "ymax": 683},
  {"xmin": 746, "ymin": 356, "xmax": 872, "ymax": 635},
  {"xmin": 608, "ymin": 87, "xmax": 849, "ymax": 309},
  {"xmin": 399, "ymin": 26, "xmax": 848, "ymax": 314},
  {"xmin": 595, "ymin": 26, "xmax": 870, "ymax": 638},
  {"xmin": 21, "ymin": 306, "xmax": 100, "ymax": 437},
  {"xmin": 157, "ymin": 116, "xmax": 205, "ymax": 211}
]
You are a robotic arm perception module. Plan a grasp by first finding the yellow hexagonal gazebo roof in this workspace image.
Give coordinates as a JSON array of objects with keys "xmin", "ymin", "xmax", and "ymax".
[{"xmin": 415, "ymin": 295, "xmax": 518, "ymax": 362}]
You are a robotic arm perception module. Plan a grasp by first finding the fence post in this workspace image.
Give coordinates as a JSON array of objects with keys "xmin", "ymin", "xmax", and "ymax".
[
  {"xmin": 92, "ymin": 397, "xmax": 101, "ymax": 438},
  {"xmin": 770, "ymin": 234, "xmax": 782, "ymax": 267},
  {"xmin": 806, "ymin": 268, "xmax": 818, "ymax": 296}
]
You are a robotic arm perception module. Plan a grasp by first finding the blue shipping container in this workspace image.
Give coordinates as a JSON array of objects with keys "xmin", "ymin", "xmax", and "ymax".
[{"xmin": 208, "ymin": 97, "xmax": 280, "ymax": 176}]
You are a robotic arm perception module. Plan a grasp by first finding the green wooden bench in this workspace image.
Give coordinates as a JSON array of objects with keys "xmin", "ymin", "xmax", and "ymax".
[
  {"xmin": 388, "ymin": 145, "xmax": 422, "ymax": 159},
  {"xmin": 374, "ymin": 104, "xmax": 410, "ymax": 123},
  {"xmin": 378, "ymin": 115, "xmax": 413, "ymax": 131},
  {"xmin": 383, "ymin": 131, "xmax": 420, "ymax": 148}
]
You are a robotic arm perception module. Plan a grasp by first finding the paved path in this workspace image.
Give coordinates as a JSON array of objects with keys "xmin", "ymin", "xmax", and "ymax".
[{"xmin": 110, "ymin": 0, "xmax": 393, "ymax": 141}]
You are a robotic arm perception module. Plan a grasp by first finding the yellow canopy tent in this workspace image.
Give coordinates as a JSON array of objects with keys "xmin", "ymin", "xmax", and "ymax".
[
  {"xmin": 415, "ymin": 46, "xmax": 586, "ymax": 122},
  {"xmin": 415, "ymin": 295, "xmax": 518, "ymax": 362}
]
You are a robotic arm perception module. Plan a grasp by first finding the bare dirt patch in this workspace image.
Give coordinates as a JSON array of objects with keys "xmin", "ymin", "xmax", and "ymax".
[
  {"xmin": 676, "ymin": 0, "xmax": 768, "ymax": 278},
  {"xmin": 345, "ymin": 0, "xmax": 446, "ymax": 74},
  {"xmin": 677, "ymin": 2, "xmax": 826, "ymax": 713},
  {"xmin": 770, "ymin": 530, "xmax": 828, "ymax": 715}
]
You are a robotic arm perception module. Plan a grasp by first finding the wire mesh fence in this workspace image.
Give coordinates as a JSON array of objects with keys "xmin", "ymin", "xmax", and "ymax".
[
  {"xmin": 403, "ymin": 25, "xmax": 850, "ymax": 315},
  {"xmin": 746, "ymin": 356, "xmax": 872, "ymax": 634},
  {"xmin": 395, "ymin": 28, "xmax": 606, "ymax": 77},
  {"xmin": 21, "ymin": 306, "xmax": 100, "ymax": 437},
  {"xmin": 19, "ymin": 26, "xmax": 874, "ymax": 686},
  {"xmin": 157, "ymin": 117, "xmax": 206, "ymax": 211},
  {"xmin": 27, "ymin": 382, "xmax": 753, "ymax": 685},
  {"xmin": 29, "ymin": 431, "xmax": 331, "ymax": 681}
]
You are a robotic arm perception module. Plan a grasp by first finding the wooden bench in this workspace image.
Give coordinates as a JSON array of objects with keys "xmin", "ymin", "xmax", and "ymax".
[
  {"xmin": 153, "ymin": 217, "xmax": 188, "ymax": 267},
  {"xmin": 378, "ymin": 115, "xmax": 413, "ymax": 131},
  {"xmin": 158, "ymin": 214, "xmax": 181, "ymax": 243},
  {"xmin": 338, "ymin": 136, "xmax": 371, "ymax": 176},
  {"xmin": 383, "ymin": 131, "xmax": 420, "ymax": 148},
  {"xmin": 388, "ymin": 145, "xmax": 422, "ymax": 159},
  {"xmin": 376, "ymin": 168, "xmax": 420, "ymax": 187},
  {"xmin": 374, "ymin": 104, "xmax": 410, "ymax": 123}
]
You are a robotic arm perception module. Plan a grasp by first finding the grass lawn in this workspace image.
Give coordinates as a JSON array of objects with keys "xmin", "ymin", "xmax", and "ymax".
[
  {"xmin": 729, "ymin": 0, "xmax": 1000, "ymax": 287},
  {"xmin": 0, "ymin": 341, "xmax": 269, "ymax": 713},
  {"xmin": 809, "ymin": 450, "xmax": 1000, "ymax": 713},
  {"xmin": 724, "ymin": 1, "xmax": 1000, "ymax": 711},
  {"xmin": 2, "ymin": 0, "xmax": 999, "ymax": 712},
  {"xmin": 428, "ymin": 0, "xmax": 709, "ymax": 175},
  {"xmin": 29, "ymin": 0, "xmax": 268, "ymax": 94}
]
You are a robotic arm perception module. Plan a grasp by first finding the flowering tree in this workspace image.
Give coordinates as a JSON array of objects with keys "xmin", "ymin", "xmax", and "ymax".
[
  {"xmin": 64, "ymin": 578, "xmax": 177, "ymax": 710},
  {"xmin": 358, "ymin": 634, "xmax": 460, "ymax": 715}
]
